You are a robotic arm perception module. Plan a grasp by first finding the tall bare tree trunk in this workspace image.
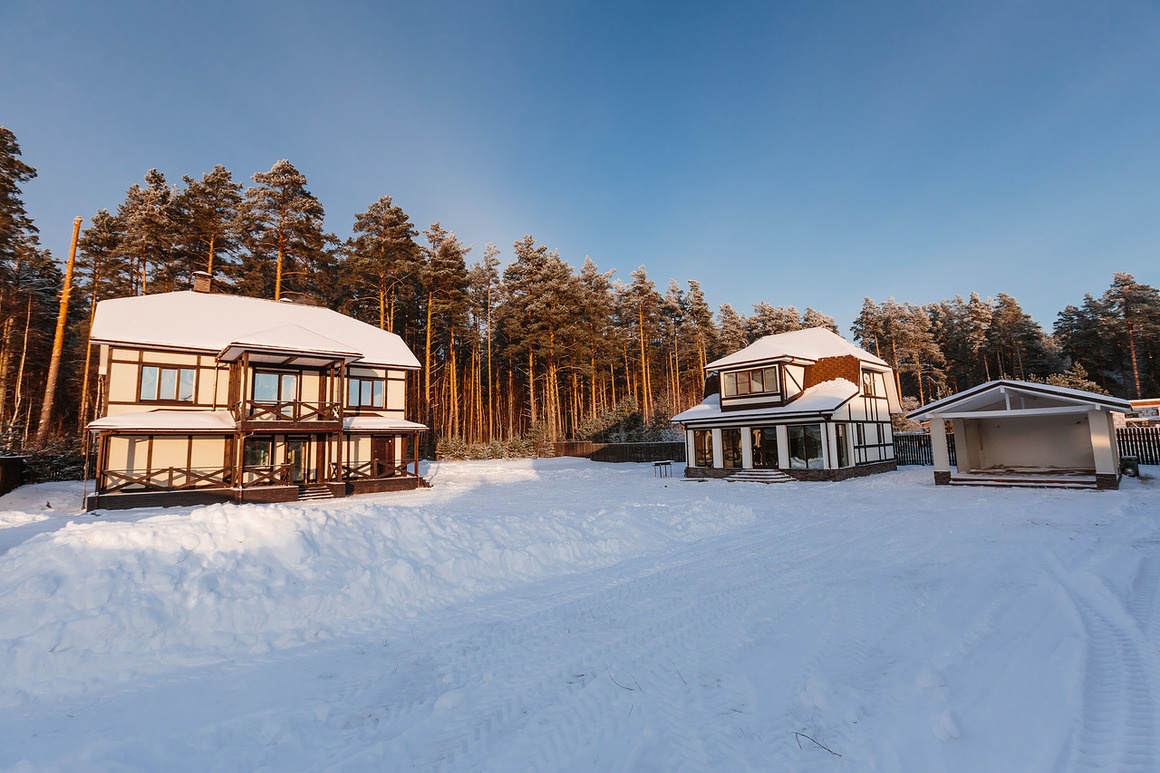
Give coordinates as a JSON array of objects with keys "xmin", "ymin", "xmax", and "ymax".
[{"xmin": 36, "ymin": 216, "xmax": 81, "ymax": 447}]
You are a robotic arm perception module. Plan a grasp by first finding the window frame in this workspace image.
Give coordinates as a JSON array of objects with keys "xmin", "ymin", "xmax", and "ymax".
[
  {"xmin": 692, "ymin": 429, "xmax": 713, "ymax": 467},
  {"xmin": 787, "ymin": 424, "xmax": 825, "ymax": 469},
  {"xmin": 252, "ymin": 370, "xmax": 299, "ymax": 404},
  {"xmin": 347, "ymin": 376, "xmax": 386, "ymax": 409},
  {"xmin": 243, "ymin": 437, "xmax": 273, "ymax": 467},
  {"xmin": 721, "ymin": 427, "xmax": 743, "ymax": 469},
  {"xmin": 722, "ymin": 365, "xmax": 781, "ymax": 398},
  {"xmin": 139, "ymin": 364, "xmax": 197, "ymax": 403}
]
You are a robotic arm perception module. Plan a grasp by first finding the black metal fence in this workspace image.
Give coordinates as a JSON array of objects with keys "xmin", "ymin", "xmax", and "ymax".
[
  {"xmin": 893, "ymin": 427, "xmax": 1160, "ymax": 466},
  {"xmin": 893, "ymin": 433, "xmax": 957, "ymax": 466}
]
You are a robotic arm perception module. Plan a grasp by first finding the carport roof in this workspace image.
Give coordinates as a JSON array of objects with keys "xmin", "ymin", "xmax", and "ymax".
[{"xmin": 907, "ymin": 380, "xmax": 1132, "ymax": 422}]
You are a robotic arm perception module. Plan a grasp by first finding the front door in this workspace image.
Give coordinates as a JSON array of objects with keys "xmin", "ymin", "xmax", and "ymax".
[
  {"xmin": 371, "ymin": 436, "xmax": 395, "ymax": 477},
  {"xmin": 286, "ymin": 438, "xmax": 309, "ymax": 484}
]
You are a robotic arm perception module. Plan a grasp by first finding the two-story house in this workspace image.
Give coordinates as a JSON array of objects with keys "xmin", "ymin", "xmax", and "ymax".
[
  {"xmin": 84, "ymin": 276, "xmax": 426, "ymax": 510},
  {"xmin": 671, "ymin": 327, "xmax": 902, "ymax": 481}
]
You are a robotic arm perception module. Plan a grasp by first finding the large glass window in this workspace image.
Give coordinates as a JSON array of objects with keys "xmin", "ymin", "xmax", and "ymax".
[
  {"xmin": 243, "ymin": 438, "xmax": 272, "ymax": 467},
  {"xmin": 835, "ymin": 423, "xmax": 850, "ymax": 467},
  {"xmin": 348, "ymin": 377, "xmax": 385, "ymax": 408},
  {"xmin": 139, "ymin": 365, "xmax": 196, "ymax": 402},
  {"xmin": 788, "ymin": 424, "xmax": 824, "ymax": 469},
  {"xmin": 722, "ymin": 366, "xmax": 780, "ymax": 398},
  {"xmin": 253, "ymin": 372, "xmax": 297, "ymax": 403},
  {"xmin": 751, "ymin": 427, "xmax": 779, "ymax": 469},
  {"xmin": 722, "ymin": 428, "xmax": 742, "ymax": 469},
  {"xmin": 693, "ymin": 430, "xmax": 713, "ymax": 467}
]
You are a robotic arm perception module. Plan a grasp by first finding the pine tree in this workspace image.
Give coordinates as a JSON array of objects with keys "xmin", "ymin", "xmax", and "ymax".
[
  {"xmin": 116, "ymin": 169, "xmax": 174, "ymax": 295},
  {"xmin": 343, "ymin": 196, "xmax": 422, "ymax": 330},
  {"xmin": 801, "ymin": 307, "xmax": 839, "ymax": 334},
  {"xmin": 167, "ymin": 165, "xmax": 243, "ymax": 289},
  {"xmin": 748, "ymin": 302, "xmax": 800, "ymax": 340},
  {"xmin": 850, "ymin": 298, "xmax": 884, "ymax": 359},
  {"xmin": 0, "ymin": 126, "xmax": 38, "ymax": 271},
  {"xmin": 684, "ymin": 280, "xmax": 716, "ymax": 376},
  {"xmin": 239, "ymin": 160, "xmax": 330, "ymax": 300},
  {"xmin": 717, "ymin": 303, "xmax": 748, "ymax": 354},
  {"xmin": 1103, "ymin": 273, "xmax": 1160, "ymax": 398},
  {"xmin": 421, "ymin": 222, "xmax": 470, "ymax": 441},
  {"xmin": 965, "ymin": 292, "xmax": 994, "ymax": 381}
]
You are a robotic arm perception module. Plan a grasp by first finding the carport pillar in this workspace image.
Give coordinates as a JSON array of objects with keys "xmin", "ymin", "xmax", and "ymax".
[
  {"xmin": 929, "ymin": 416, "xmax": 952, "ymax": 485},
  {"xmin": 1087, "ymin": 409, "xmax": 1117, "ymax": 475}
]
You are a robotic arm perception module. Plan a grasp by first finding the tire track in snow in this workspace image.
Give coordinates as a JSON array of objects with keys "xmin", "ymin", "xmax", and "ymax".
[
  {"xmin": 316, "ymin": 506, "xmax": 936, "ymax": 771},
  {"xmin": 1049, "ymin": 552, "xmax": 1160, "ymax": 772}
]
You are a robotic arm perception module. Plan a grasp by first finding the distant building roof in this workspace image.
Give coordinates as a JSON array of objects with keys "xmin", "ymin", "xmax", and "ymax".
[
  {"xmin": 90, "ymin": 291, "xmax": 421, "ymax": 369},
  {"xmin": 706, "ymin": 327, "xmax": 889, "ymax": 371}
]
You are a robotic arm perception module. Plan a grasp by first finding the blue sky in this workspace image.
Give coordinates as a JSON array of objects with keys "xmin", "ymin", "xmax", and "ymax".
[{"xmin": 3, "ymin": 1, "xmax": 1158, "ymax": 334}]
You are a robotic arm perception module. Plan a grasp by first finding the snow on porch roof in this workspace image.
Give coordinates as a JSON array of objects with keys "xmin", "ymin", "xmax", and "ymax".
[
  {"xmin": 907, "ymin": 379, "xmax": 1133, "ymax": 421},
  {"xmin": 706, "ymin": 327, "xmax": 889, "ymax": 371},
  {"xmin": 217, "ymin": 324, "xmax": 363, "ymax": 363},
  {"xmin": 343, "ymin": 416, "xmax": 428, "ymax": 432},
  {"xmin": 87, "ymin": 410, "xmax": 237, "ymax": 433},
  {"xmin": 670, "ymin": 378, "xmax": 860, "ymax": 427},
  {"xmin": 90, "ymin": 291, "xmax": 421, "ymax": 369}
]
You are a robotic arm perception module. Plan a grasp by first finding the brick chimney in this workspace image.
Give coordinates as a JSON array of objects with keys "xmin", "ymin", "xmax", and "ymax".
[{"xmin": 191, "ymin": 271, "xmax": 214, "ymax": 293}]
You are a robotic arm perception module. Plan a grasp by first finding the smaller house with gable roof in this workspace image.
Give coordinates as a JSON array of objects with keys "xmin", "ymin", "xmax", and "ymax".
[
  {"xmin": 84, "ymin": 275, "xmax": 427, "ymax": 510},
  {"xmin": 907, "ymin": 380, "xmax": 1132, "ymax": 490},
  {"xmin": 671, "ymin": 327, "xmax": 902, "ymax": 481}
]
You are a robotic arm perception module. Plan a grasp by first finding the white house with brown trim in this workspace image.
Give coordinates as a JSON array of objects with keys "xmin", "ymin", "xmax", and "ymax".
[
  {"xmin": 671, "ymin": 327, "xmax": 902, "ymax": 481},
  {"xmin": 85, "ymin": 279, "xmax": 427, "ymax": 510},
  {"xmin": 907, "ymin": 380, "xmax": 1132, "ymax": 490}
]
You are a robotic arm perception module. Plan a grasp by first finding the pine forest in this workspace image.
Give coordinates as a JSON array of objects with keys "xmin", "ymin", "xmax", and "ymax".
[{"xmin": 2, "ymin": 126, "xmax": 1159, "ymax": 462}]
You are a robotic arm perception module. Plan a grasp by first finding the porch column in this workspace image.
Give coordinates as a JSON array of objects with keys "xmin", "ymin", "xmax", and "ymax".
[
  {"xmin": 776, "ymin": 426, "xmax": 790, "ymax": 470},
  {"xmin": 413, "ymin": 431, "xmax": 420, "ymax": 476},
  {"xmin": 711, "ymin": 429, "xmax": 724, "ymax": 468},
  {"xmin": 1088, "ymin": 409, "xmax": 1117, "ymax": 475},
  {"xmin": 740, "ymin": 427, "xmax": 753, "ymax": 469},
  {"xmin": 930, "ymin": 416, "xmax": 951, "ymax": 485}
]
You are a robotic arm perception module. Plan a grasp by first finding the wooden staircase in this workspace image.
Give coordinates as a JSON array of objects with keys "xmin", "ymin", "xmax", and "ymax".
[
  {"xmin": 297, "ymin": 484, "xmax": 336, "ymax": 501},
  {"xmin": 727, "ymin": 469, "xmax": 795, "ymax": 484}
]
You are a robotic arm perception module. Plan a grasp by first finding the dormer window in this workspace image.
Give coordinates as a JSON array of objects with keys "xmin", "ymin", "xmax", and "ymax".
[
  {"xmin": 722, "ymin": 366, "xmax": 780, "ymax": 398},
  {"xmin": 862, "ymin": 369, "xmax": 886, "ymax": 397}
]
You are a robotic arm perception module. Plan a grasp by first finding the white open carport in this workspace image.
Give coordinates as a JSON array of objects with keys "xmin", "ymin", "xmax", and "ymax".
[{"xmin": 908, "ymin": 380, "xmax": 1132, "ymax": 490}]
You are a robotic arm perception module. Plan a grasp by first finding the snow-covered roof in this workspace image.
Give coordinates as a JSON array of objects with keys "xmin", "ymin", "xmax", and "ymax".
[
  {"xmin": 671, "ymin": 378, "xmax": 860, "ymax": 427},
  {"xmin": 706, "ymin": 327, "xmax": 889, "ymax": 371},
  {"xmin": 90, "ymin": 291, "xmax": 421, "ymax": 369},
  {"xmin": 907, "ymin": 379, "xmax": 1132, "ymax": 421},
  {"xmin": 88, "ymin": 410, "xmax": 237, "ymax": 433},
  {"xmin": 217, "ymin": 324, "xmax": 363, "ymax": 363},
  {"xmin": 344, "ymin": 416, "xmax": 428, "ymax": 432}
]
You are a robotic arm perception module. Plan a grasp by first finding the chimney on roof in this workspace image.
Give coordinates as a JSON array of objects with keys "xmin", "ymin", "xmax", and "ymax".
[
  {"xmin": 191, "ymin": 271, "xmax": 214, "ymax": 293},
  {"xmin": 703, "ymin": 372, "xmax": 720, "ymax": 399}
]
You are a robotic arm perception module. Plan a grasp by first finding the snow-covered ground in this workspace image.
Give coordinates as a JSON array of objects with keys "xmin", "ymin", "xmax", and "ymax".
[{"xmin": 1, "ymin": 459, "xmax": 1158, "ymax": 771}]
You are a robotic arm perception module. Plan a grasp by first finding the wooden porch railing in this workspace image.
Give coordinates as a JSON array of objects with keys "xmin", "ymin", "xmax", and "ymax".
[
  {"xmin": 242, "ymin": 464, "xmax": 293, "ymax": 486},
  {"xmin": 99, "ymin": 466, "xmax": 233, "ymax": 493},
  {"xmin": 330, "ymin": 460, "xmax": 413, "ymax": 481},
  {"xmin": 99, "ymin": 464, "xmax": 297, "ymax": 493},
  {"xmin": 236, "ymin": 400, "xmax": 342, "ymax": 423}
]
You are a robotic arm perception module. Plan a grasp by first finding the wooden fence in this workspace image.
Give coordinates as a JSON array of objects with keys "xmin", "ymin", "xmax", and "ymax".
[
  {"xmin": 554, "ymin": 441, "xmax": 686, "ymax": 463},
  {"xmin": 1118, "ymin": 426, "xmax": 1160, "ymax": 465},
  {"xmin": 894, "ymin": 427, "xmax": 1160, "ymax": 466}
]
